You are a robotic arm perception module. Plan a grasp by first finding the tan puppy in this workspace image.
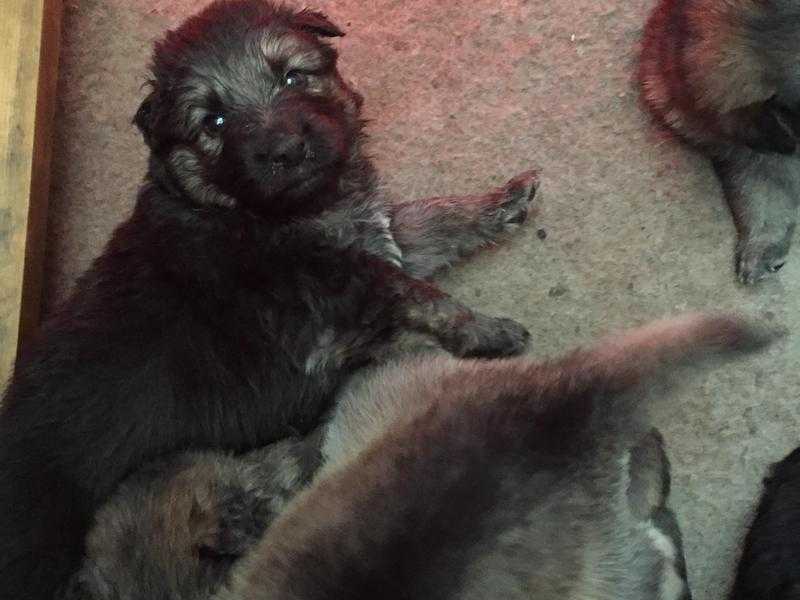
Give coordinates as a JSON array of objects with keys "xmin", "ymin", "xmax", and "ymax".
[{"xmin": 640, "ymin": 0, "xmax": 800, "ymax": 284}]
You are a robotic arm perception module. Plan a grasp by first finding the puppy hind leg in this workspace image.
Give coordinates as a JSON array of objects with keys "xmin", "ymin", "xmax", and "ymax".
[{"xmin": 390, "ymin": 170, "xmax": 539, "ymax": 279}]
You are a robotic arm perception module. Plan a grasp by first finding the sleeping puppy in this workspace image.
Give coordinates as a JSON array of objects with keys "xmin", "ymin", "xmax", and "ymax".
[
  {"xmin": 730, "ymin": 446, "xmax": 800, "ymax": 600},
  {"xmin": 65, "ymin": 313, "xmax": 777, "ymax": 600},
  {"xmin": 60, "ymin": 438, "xmax": 323, "ymax": 600},
  {"xmin": 639, "ymin": 0, "xmax": 800, "ymax": 284},
  {"xmin": 0, "ymin": 1, "xmax": 538, "ymax": 598}
]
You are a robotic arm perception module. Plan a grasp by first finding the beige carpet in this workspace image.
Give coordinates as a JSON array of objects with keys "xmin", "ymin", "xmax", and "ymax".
[{"xmin": 46, "ymin": 1, "xmax": 800, "ymax": 598}]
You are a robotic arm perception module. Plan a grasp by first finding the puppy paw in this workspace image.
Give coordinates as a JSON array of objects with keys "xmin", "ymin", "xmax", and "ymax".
[
  {"xmin": 495, "ymin": 170, "xmax": 540, "ymax": 229},
  {"xmin": 737, "ymin": 240, "xmax": 790, "ymax": 285},
  {"xmin": 441, "ymin": 313, "xmax": 530, "ymax": 358}
]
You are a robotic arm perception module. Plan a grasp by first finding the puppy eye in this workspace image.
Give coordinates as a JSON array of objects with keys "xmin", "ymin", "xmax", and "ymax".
[
  {"xmin": 284, "ymin": 71, "xmax": 308, "ymax": 88},
  {"xmin": 203, "ymin": 113, "xmax": 226, "ymax": 133}
]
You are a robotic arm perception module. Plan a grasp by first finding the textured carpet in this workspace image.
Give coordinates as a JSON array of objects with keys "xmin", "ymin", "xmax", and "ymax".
[{"xmin": 46, "ymin": 1, "xmax": 800, "ymax": 598}]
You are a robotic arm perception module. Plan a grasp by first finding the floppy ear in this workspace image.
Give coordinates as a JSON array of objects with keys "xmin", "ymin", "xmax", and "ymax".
[
  {"xmin": 293, "ymin": 8, "xmax": 345, "ymax": 37},
  {"xmin": 133, "ymin": 89, "xmax": 157, "ymax": 147}
]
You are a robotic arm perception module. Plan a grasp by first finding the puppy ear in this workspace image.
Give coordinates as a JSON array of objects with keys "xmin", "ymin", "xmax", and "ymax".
[
  {"xmin": 133, "ymin": 89, "xmax": 157, "ymax": 146},
  {"xmin": 293, "ymin": 8, "xmax": 345, "ymax": 38}
]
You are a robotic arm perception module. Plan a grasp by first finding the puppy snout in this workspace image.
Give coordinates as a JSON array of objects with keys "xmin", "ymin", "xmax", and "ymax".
[
  {"xmin": 247, "ymin": 107, "xmax": 318, "ymax": 170},
  {"xmin": 259, "ymin": 133, "xmax": 308, "ymax": 168}
]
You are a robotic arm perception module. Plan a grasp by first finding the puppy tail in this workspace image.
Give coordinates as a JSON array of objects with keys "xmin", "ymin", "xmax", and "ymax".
[
  {"xmin": 503, "ymin": 313, "xmax": 782, "ymax": 450},
  {"xmin": 570, "ymin": 312, "xmax": 779, "ymax": 391}
]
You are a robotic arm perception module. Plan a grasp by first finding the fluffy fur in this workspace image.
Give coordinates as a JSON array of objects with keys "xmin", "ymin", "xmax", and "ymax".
[
  {"xmin": 218, "ymin": 314, "xmax": 774, "ymax": 600},
  {"xmin": 730, "ymin": 445, "xmax": 800, "ymax": 600},
  {"xmin": 66, "ymin": 314, "xmax": 778, "ymax": 600},
  {"xmin": 62, "ymin": 437, "xmax": 322, "ymax": 600},
  {"xmin": 0, "ymin": 2, "xmax": 538, "ymax": 598},
  {"xmin": 639, "ymin": 0, "xmax": 800, "ymax": 284}
]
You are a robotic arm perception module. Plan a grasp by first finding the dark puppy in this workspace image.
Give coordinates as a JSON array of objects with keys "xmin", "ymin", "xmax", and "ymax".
[
  {"xmin": 65, "ymin": 314, "xmax": 776, "ymax": 600},
  {"xmin": 0, "ymin": 2, "xmax": 538, "ymax": 598},
  {"xmin": 639, "ymin": 0, "xmax": 800, "ymax": 284},
  {"xmin": 730, "ymin": 446, "xmax": 800, "ymax": 600}
]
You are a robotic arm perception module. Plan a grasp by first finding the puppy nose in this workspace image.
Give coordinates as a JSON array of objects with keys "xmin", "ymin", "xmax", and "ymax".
[{"xmin": 263, "ymin": 133, "xmax": 307, "ymax": 168}]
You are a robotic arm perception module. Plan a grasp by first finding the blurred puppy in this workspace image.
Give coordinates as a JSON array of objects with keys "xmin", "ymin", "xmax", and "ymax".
[
  {"xmin": 730, "ymin": 446, "xmax": 800, "ymax": 600},
  {"xmin": 640, "ymin": 0, "xmax": 800, "ymax": 284},
  {"xmin": 0, "ymin": 1, "xmax": 538, "ymax": 597},
  {"xmin": 66, "ymin": 313, "xmax": 777, "ymax": 600}
]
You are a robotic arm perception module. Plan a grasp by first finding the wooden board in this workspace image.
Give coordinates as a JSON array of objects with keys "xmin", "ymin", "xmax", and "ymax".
[{"xmin": 0, "ymin": 0, "xmax": 63, "ymax": 387}]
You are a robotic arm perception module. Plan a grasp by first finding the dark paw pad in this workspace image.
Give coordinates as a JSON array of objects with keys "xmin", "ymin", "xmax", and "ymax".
[
  {"xmin": 737, "ymin": 242, "xmax": 791, "ymax": 285},
  {"xmin": 444, "ymin": 314, "xmax": 531, "ymax": 358},
  {"xmin": 498, "ymin": 170, "xmax": 540, "ymax": 227},
  {"xmin": 768, "ymin": 261, "xmax": 786, "ymax": 273}
]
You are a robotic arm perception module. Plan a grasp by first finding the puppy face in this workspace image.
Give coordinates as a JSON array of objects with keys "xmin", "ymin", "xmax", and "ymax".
[{"xmin": 135, "ymin": 1, "xmax": 364, "ymax": 217}]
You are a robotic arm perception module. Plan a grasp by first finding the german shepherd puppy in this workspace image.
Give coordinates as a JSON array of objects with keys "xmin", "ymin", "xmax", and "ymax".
[
  {"xmin": 730, "ymin": 445, "xmax": 800, "ymax": 600},
  {"xmin": 0, "ymin": 1, "xmax": 538, "ymax": 597},
  {"xmin": 61, "ymin": 438, "xmax": 322, "ymax": 600},
  {"xmin": 640, "ymin": 0, "xmax": 800, "ymax": 284},
  {"xmin": 65, "ymin": 314, "xmax": 777, "ymax": 600}
]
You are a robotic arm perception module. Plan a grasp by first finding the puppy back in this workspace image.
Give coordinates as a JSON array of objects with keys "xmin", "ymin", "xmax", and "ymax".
[{"xmin": 219, "ymin": 314, "xmax": 779, "ymax": 600}]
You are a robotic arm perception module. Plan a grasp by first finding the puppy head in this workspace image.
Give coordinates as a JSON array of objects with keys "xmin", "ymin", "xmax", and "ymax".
[
  {"xmin": 62, "ymin": 439, "xmax": 317, "ymax": 600},
  {"xmin": 135, "ymin": 1, "xmax": 364, "ymax": 217}
]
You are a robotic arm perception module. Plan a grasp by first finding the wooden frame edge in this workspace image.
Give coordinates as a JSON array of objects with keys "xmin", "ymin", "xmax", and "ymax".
[{"xmin": 0, "ymin": 0, "xmax": 64, "ymax": 386}]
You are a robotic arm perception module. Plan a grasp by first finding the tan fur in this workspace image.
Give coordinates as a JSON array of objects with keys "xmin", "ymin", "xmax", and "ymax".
[
  {"xmin": 640, "ymin": 0, "xmax": 772, "ymax": 145},
  {"xmin": 216, "ymin": 313, "xmax": 778, "ymax": 600},
  {"xmin": 684, "ymin": 0, "xmax": 771, "ymax": 112}
]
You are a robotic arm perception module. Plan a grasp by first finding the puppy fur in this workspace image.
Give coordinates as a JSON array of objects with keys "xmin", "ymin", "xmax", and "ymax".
[
  {"xmin": 0, "ymin": 2, "xmax": 538, "ymax": 598},
  {"xmin": 62, "ymin": 437, "xmax": 321, "ymax": 600},
  {"xmin": 67, "ymin": 314, "xmax": 776, "ymax": 600},
  {"xmin": 215, "ymin": 313, "xmax": 774, "ymax": 600},
  {"xmin": 730, "ymin": 445, "xmax": 800, "ymax": 600},
  {"xmin": 640, "ymin": 0, "xmax": 800, "ymax": 284}
]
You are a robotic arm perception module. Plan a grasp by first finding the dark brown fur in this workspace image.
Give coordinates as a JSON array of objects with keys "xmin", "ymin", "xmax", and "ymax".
[{"xmin": 730, "ymin": 445, "xmax": 800, "ymax": 600}]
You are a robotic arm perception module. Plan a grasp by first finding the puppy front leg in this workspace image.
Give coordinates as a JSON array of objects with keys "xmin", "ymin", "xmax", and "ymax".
[
  {"xmin": 714, "ymin": 153, "xmax": 799, "ymax": 284},
  {"xmin": 383, "ymin": 265, "xmax": 530, "ymax": 357},
  {"xmin": 389, "ymin": 170, "xmax": 539, "ymax": 279}
]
